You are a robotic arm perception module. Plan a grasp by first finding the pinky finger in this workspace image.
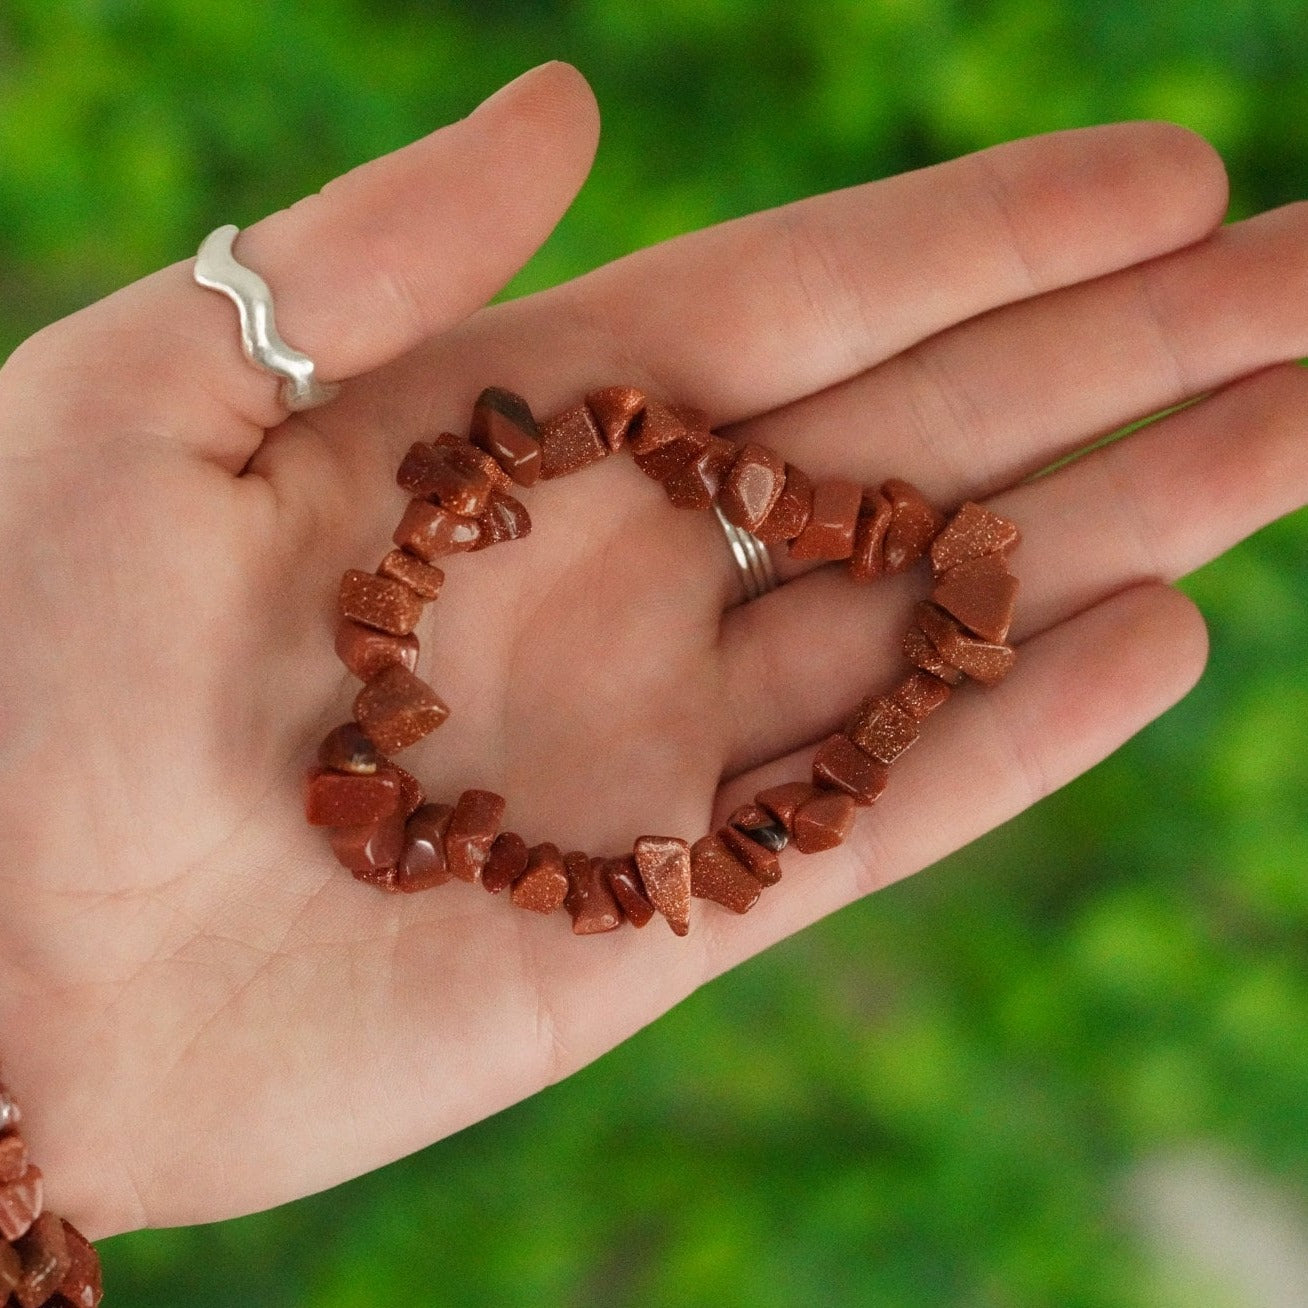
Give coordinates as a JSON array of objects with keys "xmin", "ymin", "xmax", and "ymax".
[{"xmin": 697, "ymin": 583, "xmax": 1209, "ymax": 976}]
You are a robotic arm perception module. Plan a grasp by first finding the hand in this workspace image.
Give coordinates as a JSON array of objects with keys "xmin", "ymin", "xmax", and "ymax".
[{"xmin": 1, "ymin": 60, "xmax": 1303, "ymax": 1240}]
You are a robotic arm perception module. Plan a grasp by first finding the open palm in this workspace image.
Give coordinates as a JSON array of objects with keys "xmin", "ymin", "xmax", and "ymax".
[{"xmin": 2, "ymin": 63, "xmax": 1304, "ymax": 1240}]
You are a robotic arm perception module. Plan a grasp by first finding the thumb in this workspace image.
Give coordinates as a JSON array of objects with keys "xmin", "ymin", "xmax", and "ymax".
[{"xmin": 4, "ymin": 61, "xmax": 600, "ymax": 468}]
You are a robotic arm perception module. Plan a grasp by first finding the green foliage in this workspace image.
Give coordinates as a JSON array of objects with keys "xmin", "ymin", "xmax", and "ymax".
[{"xmin": 2, "ymin": 1, "xmax": 1306, "ymax": 1303}]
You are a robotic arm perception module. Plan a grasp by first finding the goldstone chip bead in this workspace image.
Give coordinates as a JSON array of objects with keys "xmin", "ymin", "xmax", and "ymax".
[
  {"xmin": 845, "ymin": 695, "xmax": 920, "ymax": 765},
  {"xmin": 584, "ymin": 386, "xmax": 646, "ymax": 451},
  {"xmin": 482, "ymin": 831, "xmax": 530, "ymax": 894},
  {"xmin": 791, "ymin": 789, "xmax": 856, "ymax": 854},
  {"xmin": 353, "ymin": 664, "xmax": 450, "ymax": 754},
  {"xmin": 563, "ymin": 852, "xmax": 624, "ymax": 934},
  {"xmin": 881, "ymin": 478, "xmax": 944, "ymax": 574},
  {"xmin": 396, "ymin": 803, "xmax": 455, "ymax": 892},
  {"xmin": 538, "ymin": 403, "xmax": 609, "ymax": 479},
  {"xmin": 718, "ymin": 443, "xmax": 787, "ymax": 533},
  {"xmin": 328, "ymin": 811, "xmax": 406, "ymax": 874},
  {"xmin": 848, "ymin": 490, "xmax": 893, "ymax": 581},
  {"xmin": 13, "ymin": 1210, "xmax": 69, "ymax": 1308},
  {"xmin": 0, "ymin": 1165, "xmax": 41, "ymax": 1241},
  {"xmin": 393, "ymin": 498, "xmax": 482, "ymax": 561},
  {"xmin": 512, "ymin": 843, "xmax": 570, "ymax": 913},
  {"xmin": 788, "ymin": 478, "xmax": 862, "ymax": 560},
  {"xmin": 444, "ymin": 790, "xmax": 506, "ymax": 883},
  {"xmin": 377, "ymin": 548, "xmax": 445, "ymax": 601},
  {"xmin": 916, "ymin": 601, "xmax": 1016, "ymax": 686},
  {"xmin": 811, "ymin": 733, "xmax": 890, "ymax": 804},
  {"xmin": 470, "ymin": 386, "xmax": 542, "ymax": 487},
  {"xmin": 632, "ymin": 835, "xmax": 693, "ymax": 936},
  {"xmin": 304, "ymin": 766, "xmax": 399, "ymax": 827},
  {"xmin": 931, "ymin": 553, "xmax": 1019, "ymax": 644},
  {"xmin": 600, "ymin": 855, "xmax": 657, "ymax": 927},
  {"xmin": 334, "ymin": 619, "xmax": 419, "ymax": 682},
  {"xmin": 338, "ymin": 569, "xmax": 425, "ymax": 637},
  {"xmin": 690, "ymin": 835, "xmax": 763, "ymax": 914},
  {"xmin": 929, "ymin": 501, "xmax": 1020, "ymax": 575}
]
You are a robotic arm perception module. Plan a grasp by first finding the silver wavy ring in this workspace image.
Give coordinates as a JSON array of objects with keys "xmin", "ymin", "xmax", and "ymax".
[
  {"xmin": 713, "ymin": 503, "xmax": 779, "ymax": 605},
  {"xmin": 193, "ymin": 224, "xmax": 339, "ymax": 412}
]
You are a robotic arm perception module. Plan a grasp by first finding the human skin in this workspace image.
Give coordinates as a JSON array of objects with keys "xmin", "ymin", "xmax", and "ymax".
[{"xmin": 0, "ymin": 61, "xmax": 1304, "ymax": 1239}]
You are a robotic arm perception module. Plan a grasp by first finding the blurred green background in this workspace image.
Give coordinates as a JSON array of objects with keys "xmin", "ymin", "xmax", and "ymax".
[{"xmin": 3, "ymin": 1, "xmax": 1308, "ymax": 1304}]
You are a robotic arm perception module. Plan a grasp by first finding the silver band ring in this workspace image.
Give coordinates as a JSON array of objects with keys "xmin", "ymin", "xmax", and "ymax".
[
  {"xmin": 194, "ymin": 224, "xmax": 339, "ymax": 412},
  {"xmin": 714, "ymin": 502, "xmax": 779, "ymax": 605}
]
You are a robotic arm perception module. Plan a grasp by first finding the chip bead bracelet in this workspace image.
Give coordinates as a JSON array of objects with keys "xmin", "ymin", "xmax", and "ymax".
[
  {"xmin": 0, "ymin": 1074, "xmax": 103, "ymax": 1307},
  {"xmin": 305, "ymin": 386, "xmax": 1021, "ymax": 935}
]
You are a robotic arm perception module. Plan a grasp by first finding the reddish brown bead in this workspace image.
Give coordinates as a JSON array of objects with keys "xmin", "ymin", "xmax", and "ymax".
[
  {"xmin": 664, "ymin": 436, "xmax": 738, "ymax": 511},
  {"xmin": 849, "ymin": 490, "xmax": 893, "ymax": 581},
  {"xmin": 317, "ymin": 723, "xmax": 380, "ymax": 775},
  {"xmin": 845, "ymin": 695, "xmax": 920, "ymax": 765},
  {"xmin": 470, "ymin": 387, "xmax": 542, "ymax": 487},
  {"xmin": 396, "ymin": 441, "xmax": 447, "ymax": 496},
  {"xmin": 882, "ymin": 478, "xmax": 944, "ymax": 574},
  {"xmin": 930, "ymin": 501, "xmax": 1021, "ymax": 575},
  {"xmin": 338, "ymin": 569, "xmax": 425, "ymax": 637},
  {"xmin": 690, "ymin": 835, "xmax": 763, "ymax": 914},
  {"xmin": 335, "ymin": 619, "xmax": 420, "ymax": 682},
  {"xmin": 903, "ymin": 624, "xmax": 965, "ymax": 685},
  {"xmin": 756, "ymin": 781, "xmax": 820, "ymax": 834},
  {"xmin": 719, "ymin": 443, "xmax": 787, "ymax": 533},
  {"xmin": 14, "ymin": 1210, "xmax": 69, "ymax": 1308},
  {"xmin": 601, "ymin": 856, "xmax": 656, "ymax": 927},
  {"xmin": 354, "ymin": 665, "xmax": 450, "ymax": 754},
  {"xmin": 0, "ymin": 1239, "xmax": 18, "ymax": 1297},
  {"xmin": 931, "ymin": 553, "xmax": 1019, "ymax": 643},
  {"xmin": 418, "ymin": 448, "xmax": 493, "ymax": 516},
  {"xmin": 788, "ymin": 478, "xmax": 862, "ymax": 560},
  {"xmin": 917, "ymin": 601, "xmax": 1017, "ymax": 686},
  {"xmin": 431, "ymin": 433, "xmax": 514, "ymax": 491},
  {"xmin": 538, "ymin": 402, "xmax": 608, "ymax": 479},
  {"xmin": 304, "ymin": 766, "xmax": 399, "ymax": 827},
  {"xmin": 563, "ymin": 852, "xmax": 624, "ymax": 934},
  {"xmin": 54, "ymin": 1220, "xmax": 102, "ymax": 1308},
  {"xmin": 891, "ymin": 670, "xmax": 953, "ymax": 721},
  {"xmin": 719, "ymin": 824, "xmax": 782, "ymax": 887},
  {"xmin": 473, "ymin": 490, "xmax": 531, "ymax": 549},
  {"xmin": 791, "ymin": 790, "xmax": 856, "ymax": 854},
  {"xmin": 482, "ymin": 831, "xmax": 529, "ymax": 894},
  {"xmin": 0, "ymin": 1166, "xmax": 41, "ymax": 1241},
  {"xmin": 633, "ymin": 430, "xmax": 708, "ymax": 482},
  {"xmin": 812, "ymin": 733, "xmax": 890, "ymax": 805},
  {"xmin": 585, "ymin": 386, "xmax": 646, "ymax": 451},
  {"xmin": 328, "ymin": 812, "xmax": 405, "ymax": 874},
  {"xmin": 626, "ymin": 398, "xmax": 687, "ymax": 457},
  {"xmin": 0, "ymin": 1136, "xmax": 26, "ymax": 1186},
  {"xmin": 393, "ymin": 498, "xmax": 481, "ymax": 561},
  {"xmin": 396, "ymin": 803, "xmax": 454, "ymax": 891},
  {"xmin": 445, "ymin": 789, "xmax": 506, "ymax": 883},
  {"xmin": 512, "ymin": 843, "xmax": 570, "ymax": 914},
  {"xmin": 377, "ymin": 549, "xmax": 445, "ymax": 601},
  {"xmin": 379, "ymin": 761, "xmax": 426, "ymax": 818},
  {"xmin": 633, "ymin": 835, "xmax": 693, "ymax": 937},
  {"xmin": 753, "ymin": 463, "xmax": 814, "ymax": 544}
]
